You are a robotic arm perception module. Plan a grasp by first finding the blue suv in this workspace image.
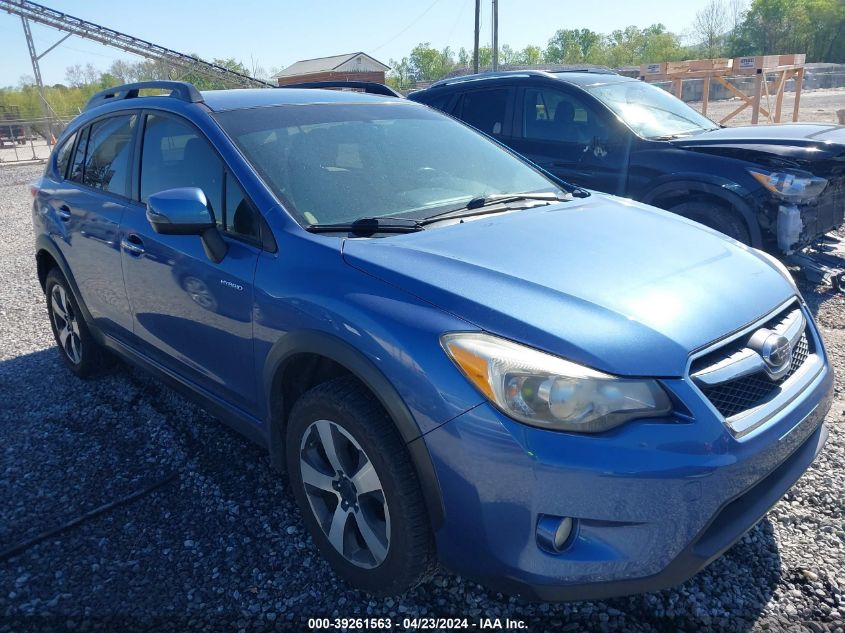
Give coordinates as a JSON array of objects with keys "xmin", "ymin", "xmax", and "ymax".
[{"xmin": 32, "ymin": 80, "xmax": 832, "ymax": 600}]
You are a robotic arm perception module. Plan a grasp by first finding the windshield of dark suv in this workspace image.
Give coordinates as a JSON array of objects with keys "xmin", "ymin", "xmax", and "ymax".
[
  {"xmin": 214, "ymin": 103, "xmax": 564, "ymax": 229},
  {"xmin": 586, "ymin": 80, "xmax": 719, "ymax": 139}
]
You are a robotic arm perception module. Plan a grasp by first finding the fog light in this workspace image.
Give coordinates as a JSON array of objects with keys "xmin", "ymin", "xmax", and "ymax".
[{"xmin": 536, "ymin": 515, "xmax": 575, "ymax": 553}]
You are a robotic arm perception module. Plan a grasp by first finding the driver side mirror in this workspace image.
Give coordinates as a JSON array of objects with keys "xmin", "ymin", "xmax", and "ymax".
[{"xmin": 146, "ymin": 187, "xmax": 227, "ymax": 263}]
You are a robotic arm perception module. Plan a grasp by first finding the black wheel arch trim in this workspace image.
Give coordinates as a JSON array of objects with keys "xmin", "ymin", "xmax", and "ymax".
[
  {"xmin": 262, "ymin": 329, "xmax": 445, "ymax": 529},
  {"xmin": 641, "ymin": 177, "xmax": 764, "ymax": 247},
  {"xmin": 35, "ymin": 235, "xmax": 98, "ymax": 327}
]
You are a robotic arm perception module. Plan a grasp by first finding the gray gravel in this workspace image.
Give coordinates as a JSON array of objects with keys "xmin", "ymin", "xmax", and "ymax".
[{"xmin": 1, "ymin": 162, "xmax": 844, "ymax": 632}]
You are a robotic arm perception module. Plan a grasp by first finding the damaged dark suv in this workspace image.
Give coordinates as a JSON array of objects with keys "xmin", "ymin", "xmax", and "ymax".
[{"xmin": 409, "ymin": 70, "xmax": 845, "ymax": 254}]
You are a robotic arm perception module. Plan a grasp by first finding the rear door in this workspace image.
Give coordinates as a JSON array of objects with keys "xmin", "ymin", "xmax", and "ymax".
[
  {"xmin": 119, "ymin": 112, "xmax": 262, "ymax": 414},
  {"xmin": 41, "ymin": 113, "xmax": 138, "ymax": 336},
  {"xmin": 509, "ymin": 85, "xmax": 630, "ymax": 194},
  {"xmin": 452, "ymin": 86, "xmax": 515, "ymax": 144}
]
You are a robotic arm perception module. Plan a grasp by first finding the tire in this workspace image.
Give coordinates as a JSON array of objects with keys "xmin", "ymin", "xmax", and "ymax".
[
  {"xmin": 45, "ymin": 268, "xmax": 110, "ymax": 377},
  {"xmin": 670, "ymin": 200, "xmax": 751, "ymax": 244},
  {"xmin": 286, "ymin": 376, "xmax": 436, "ymax": 595}
]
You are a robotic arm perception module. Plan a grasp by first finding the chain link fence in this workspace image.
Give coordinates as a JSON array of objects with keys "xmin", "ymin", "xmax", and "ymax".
[{"xmin": 0, "ymin": 116, "xmax": 73, "ymax": 165}]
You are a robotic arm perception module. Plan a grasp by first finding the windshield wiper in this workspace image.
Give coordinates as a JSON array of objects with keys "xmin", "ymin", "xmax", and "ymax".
[
  {"xmin": 420, "ymin": 192, "xmax": 571, "ymax": 225},
  {"xmin": 306, "ymin": 216, "xmax": 424, "ymax": 237},
  {"xmin": 650, "ymin": 127, "xmax": 720, "ymax": 141},
  {"xmin": 649, "ymin": 132, "xmax": 694, "ymax": 140}
]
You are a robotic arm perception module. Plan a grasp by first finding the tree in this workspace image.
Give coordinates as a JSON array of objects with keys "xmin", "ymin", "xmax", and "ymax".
[
  {"xmin": 387, "ymin": 57, "xmax": 414, "ymax": 90},
  {"xmin": 407, "ymin": 43, "xmax": 455, "ymax": 81},
  {"xmin": 109, "ymin": 60, "xmax": 138, "ymax": 84},
  {"xmin": 65, "ymin": 65, "xmax": 84, "ymax": 88},
  {"xmin": 499, "ymin": 44, "xmax": 519, "ymax": 65},
  {"xmin": 737, "ymin": 0, "xmax": 808, "ymax": 56},
  {"xmin": 457, "ymin": 47, "xmax": 471, "ymax": 67},
  {"xmin": 724, "ymin": 0, "xmax": 749, "ymax": 56},
  {"xmin": 694, "ymin": 0, "xmax": 728, "ymax": 58},
  {"xmin": 733, "ymin": 0, "xmax": 845, "ymax": 61},
  {"xmin": 519, "ymin": 45, "xmax": 544, "ymax": 65},
  {"xmin": 83, "ymin": 63, "xmax": 100, "ymax": 85},
  {"xmin": 546, "ymin": 29, "xmax": 604, "ymax": 64}
]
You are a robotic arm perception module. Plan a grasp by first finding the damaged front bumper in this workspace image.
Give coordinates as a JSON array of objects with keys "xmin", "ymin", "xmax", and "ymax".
[{"xmin": 775, "ymin": 178, "xmax": 845, "ymax": 253}]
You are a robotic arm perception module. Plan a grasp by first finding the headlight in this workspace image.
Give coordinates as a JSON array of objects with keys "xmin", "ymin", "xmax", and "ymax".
[
  {"xmin": 749, "ymin": 168, "xmax": 827, "ymax": 202},
  {"xmin": 441, "ymin": 332, "xmax": 672, "ymax": 433}
]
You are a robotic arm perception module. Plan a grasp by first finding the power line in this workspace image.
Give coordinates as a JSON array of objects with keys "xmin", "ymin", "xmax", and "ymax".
[
  {"xmin": 370, "ymin": 0, "xmax": 446, "ymax": 54},
  {"xmin": 444, "ymin": 0, "xmax": 470, "ymax": 49}
]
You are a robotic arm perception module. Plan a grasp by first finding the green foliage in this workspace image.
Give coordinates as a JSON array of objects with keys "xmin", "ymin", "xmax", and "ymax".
[
  {"xmin": 519, "ymin": 45, "xmax": 545, "ymax": 65},
  {"xmin": 0, "ymin": 55, "xmax": 264, "ymax": 120},
  {"xmin": 546, "ymin": 28, "xmax": 605, "ymax": 64},
  {"xmin": 737, "ymin": 0, "xmax": 845, "ymax": 61}
]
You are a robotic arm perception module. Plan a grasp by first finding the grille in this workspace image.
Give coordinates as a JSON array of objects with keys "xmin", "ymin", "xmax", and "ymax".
[{"xmin": 700, "ymin": 331, "xmax": 810, "ymax": 418}]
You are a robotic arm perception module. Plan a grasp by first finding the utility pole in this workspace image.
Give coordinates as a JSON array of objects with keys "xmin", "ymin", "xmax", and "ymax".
[
  {"xmin": 491, "ymin": 0, "xmax": 499, "ymax": 71},
  {"xmin": 473, "ymin": 0, "xmax": 480, "ymax": 74}
]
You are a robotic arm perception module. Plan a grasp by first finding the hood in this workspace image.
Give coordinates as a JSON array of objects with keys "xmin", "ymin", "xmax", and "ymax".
[
  {"xmin": 671, "ymin": 123, "xmax": 845, "ymax": 161},
  {"xmin": 342, "ymin": 195, "xmax": 795, "ymax": 377}
]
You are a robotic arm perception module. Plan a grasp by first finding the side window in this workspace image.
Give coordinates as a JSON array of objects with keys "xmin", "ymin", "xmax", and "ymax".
[
  {"xmin": 55, "ymin": 132, "xmax": 77, "ymax": 180},
  {"xmin": 68, "ymin": 127, "xmax": 90, "ymax": 184},
  {"xmin": 458, "ymin": 88, "xmax": 509, "ymax": 136},
  {"xmin": 224, "ymin": 172, "xmax": 261, "ymax": 242},
  {"xmin": 423, "ymin": 93, "xmax": 453, "ymax": 113},
  {"xmin": 140, "ymin": 114, "xmax": 222, "ymax": 221},
  {"xmin": 522, "ymin": 88, "xmax": 605, "ymax": 145},
  {"xmin": 83, "ymin": 114, "xmax": 136, "ymax": 196}
]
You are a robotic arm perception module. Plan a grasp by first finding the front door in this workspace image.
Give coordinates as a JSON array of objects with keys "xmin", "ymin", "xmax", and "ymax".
[
  {"xmin": 120, "ymin": 112, "xmax": 261, "ymax": 414},
  {"xmin": 509, "ymin": 86, "xmax": 630, "ymax": 195}
]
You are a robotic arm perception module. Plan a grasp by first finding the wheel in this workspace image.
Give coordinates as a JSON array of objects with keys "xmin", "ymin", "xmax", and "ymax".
[
  {"xmin": 670, "ymin": 200, "xmax": 751, "ymax": 244},
  {"xmin": 286, "ymin": 376, "xmax": 436, "ymax": 595},
  {"xmin": 45, "ymin": 268, "xmax": 110, "ymax": 377}
]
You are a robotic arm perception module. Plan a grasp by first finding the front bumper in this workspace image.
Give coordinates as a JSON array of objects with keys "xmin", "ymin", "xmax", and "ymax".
[
  {"xmin": 770, "ymin": 177, "xmax": 845, "ymax": 253},
  {"xmin": 419, "ymin": 361, "xmax": 833, "ymax": 601}
]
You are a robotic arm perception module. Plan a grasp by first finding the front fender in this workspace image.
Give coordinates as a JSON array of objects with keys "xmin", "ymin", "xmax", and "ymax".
[
  {"xmin": 642, "ymin": 176, "xmax": 764, "ymax": 247},
  {"xmin": 262, "ymin": 328, "xmax": 447, "ymax": 528}
]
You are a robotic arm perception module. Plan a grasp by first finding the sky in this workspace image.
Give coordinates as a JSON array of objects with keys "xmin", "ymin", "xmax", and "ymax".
[{"xmin": 0, "ymin": 0, "xmax": 704, "ymax": 87}]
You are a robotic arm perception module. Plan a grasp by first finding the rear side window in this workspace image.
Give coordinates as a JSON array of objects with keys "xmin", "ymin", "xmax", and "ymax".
[
  {"xmin": 83, "ymin": 114, "xmax": 136, "ymax": 196},
  {"xmin": 420, "ymin": 93, "xmax": 453, "ymax": 113},
  {"xmin": 458, "ymin": 89, "xmax": 509, "ymax": 136},
  {"xmin": 55, "ymin": 132, "xmax": 76, "ymax": 179},
  {"xmin": 140, "ymin": 114, "xmax": 222, "ymax": 220},
  {"xmin": 68, "ymin": 127, "xmax": 90, "ymax": 184}
]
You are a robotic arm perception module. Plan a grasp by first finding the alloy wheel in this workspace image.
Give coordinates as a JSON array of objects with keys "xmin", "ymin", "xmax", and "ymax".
[
  {"xmin": 299, "ymin": 419, "xmax": 391, "ymax": 568},
  {"xmin": 50, "ymin": 284, "xmax": 82, "ymax": 365}
]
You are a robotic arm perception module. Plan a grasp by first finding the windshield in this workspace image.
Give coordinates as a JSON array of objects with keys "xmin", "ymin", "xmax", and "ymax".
[
  {"xmin": 214, "ymin": 103, "xmax": 563, "ymax": 227},
  {"xmin": 586, "ymin": 81, "xmax": 719, "ymax": 139}
]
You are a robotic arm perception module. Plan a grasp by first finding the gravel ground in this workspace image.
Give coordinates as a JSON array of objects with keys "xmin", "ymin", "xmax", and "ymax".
[{"xmin": 0, "ymin": 162, "xmax": 844, "ymax": 632}]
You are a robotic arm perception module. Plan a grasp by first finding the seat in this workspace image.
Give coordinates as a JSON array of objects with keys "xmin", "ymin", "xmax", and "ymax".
[
  {"xmin": 552, "ymin": 101, "xmax": 591, "ymax": 145},
  {"xmin": 287, "ymin": 128, "xmax": 361, "ymax": 224}
]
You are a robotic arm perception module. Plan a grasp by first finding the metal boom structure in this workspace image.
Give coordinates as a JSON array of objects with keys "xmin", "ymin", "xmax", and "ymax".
[{"xmin": 1, "ymin": 0, "xmax": 272, "ymax": 89}]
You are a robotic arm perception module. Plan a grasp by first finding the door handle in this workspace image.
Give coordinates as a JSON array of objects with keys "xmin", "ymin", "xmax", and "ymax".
[
  {"xmin": 57, "ymin": 205, "xmax": 71, "ymax": 222},
  {"xmin": 120, "ymin": 234, "xmax": 145, "ymax": 256}
]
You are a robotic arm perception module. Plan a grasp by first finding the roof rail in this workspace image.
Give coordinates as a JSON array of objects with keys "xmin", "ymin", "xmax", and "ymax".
[
  {"xmin": 429, "ymin": 70, "xmax": 557, "ymax": 89},
  {"xmin": 84, "ymin": 81, "xmax": 204, "ymax": 111},
  {"xmin": 276, "ymin": 80, "xmax": 402, "ymax": 98},
  {"xmin": 429, "ymin": 67, "xmax": 617, "ymax": 89}
]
